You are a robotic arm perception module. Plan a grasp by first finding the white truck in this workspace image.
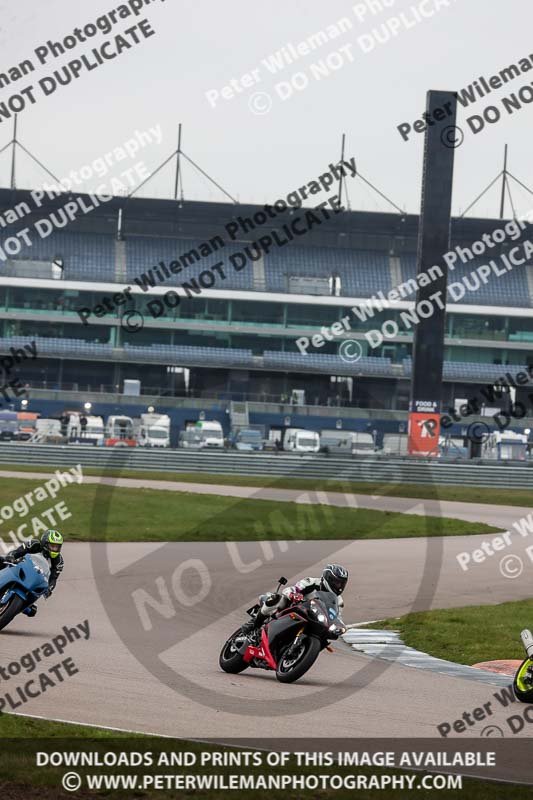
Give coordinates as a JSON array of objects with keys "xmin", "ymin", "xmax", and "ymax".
[
  {"xmin": 83, "ymin": 415, "xmax": 105, "ymax": 446},
  {"xmin": 283, "ymin": 428, "xmax": 320, "ymax": 453},
  {"xmin": 67, "ymin": 413, "xmax": 105, "ymax": 445},
  {"xmin": 351, "ymin": 432, "xmax": 376, "ymax": 455},
  {"xmin": 189, "ymin": 420, "xmax": 224, "ymax": 449},
  {"xmin": 137, "ymin": 413, "xmax": 171, "ymax": 447},
  {"xmin": 482, "ymin": 431, "xmax": 528, "ymax": 461},
  {"xmin": 32, "ymin": 418, "xmax": 62, "ymax": 443},
  {"xmin": 105, "ymin": 415, "xmax": 136, "ymax": 446}
]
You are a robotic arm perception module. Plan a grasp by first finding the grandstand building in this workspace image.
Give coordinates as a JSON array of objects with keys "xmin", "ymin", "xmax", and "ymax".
[{"xmin": 1, "ymin": 187, "xmax": 532, "ymax": 439}]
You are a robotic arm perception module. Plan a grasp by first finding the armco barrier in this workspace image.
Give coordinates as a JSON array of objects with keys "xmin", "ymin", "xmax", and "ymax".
[{"xmin": 0, "ymin": 443, "xmax": 532, "ymax": 489}]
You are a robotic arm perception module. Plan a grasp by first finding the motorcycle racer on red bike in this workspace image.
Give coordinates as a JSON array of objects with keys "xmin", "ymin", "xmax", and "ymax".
[
  {"xmin": 219, "ymin": 565, "xmax": 348, "ymax": 683},
  {"xmin": 241, "ymin": 564, "xmax": 348, "ymax": 640}
]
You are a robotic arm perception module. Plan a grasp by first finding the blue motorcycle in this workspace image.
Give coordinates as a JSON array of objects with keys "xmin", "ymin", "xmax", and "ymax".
[{"xmin": 0, "ymin": 553, "xmax": 50, "ymax": 631}]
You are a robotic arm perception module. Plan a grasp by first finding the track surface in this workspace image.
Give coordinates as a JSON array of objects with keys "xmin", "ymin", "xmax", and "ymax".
[
  {"xmin": 2, "ymin": 534, "xmax": 531, "ymax": 737},
  {"xmin": 1, "ymin": 473, "xmax": 532, "ymax": 779}
]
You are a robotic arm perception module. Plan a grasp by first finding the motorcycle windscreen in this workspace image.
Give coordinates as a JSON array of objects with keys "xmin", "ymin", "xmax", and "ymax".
[
  {"xmin": 314, "ymin": 590, "xmax": 341, "ymax": 623},
  {"xmin": 29, "ymin": 553, "xmax": 51, "ymax": 581}
]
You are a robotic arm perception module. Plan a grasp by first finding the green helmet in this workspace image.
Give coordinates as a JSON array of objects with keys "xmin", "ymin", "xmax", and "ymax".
[{"xmin": 41, "ymin": 529, "xmax": 63, "ymax": 559}]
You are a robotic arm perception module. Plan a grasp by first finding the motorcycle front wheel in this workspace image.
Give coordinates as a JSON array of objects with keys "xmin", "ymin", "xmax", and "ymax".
[
  {"xmin": 219, "ymin": 628, "xmax": 250, "ymax": 674},
  {"xmin": 276, "ymin": 635, "xmax": 321, "ymax": 683},
  {"xmin": 0, "ymin": 591, "xmax": 25, "ymax": 631},
  {"xmin": 513, "ymin": 657, "xmax": 533, "ymax": 703}
]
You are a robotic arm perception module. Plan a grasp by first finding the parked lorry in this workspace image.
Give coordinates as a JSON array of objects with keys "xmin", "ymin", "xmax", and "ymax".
[
  {"xmin": 0, "ymin": 411, "xmax": 18, "ymax": 441},
  {"xmin": 351, "ymin": 432, "xmax": 376, "ymax": 455},
  {"xmin": 178, "ymin": 428, "xmax": 203, "ymax": 449},
  {"xmin": 320, "ymin": 430, "xmax": 355, "ymax": 455},
  {"xmin": 136, "ymin": 413, "xmax": 171, "ymax": 447},
  {"xmin": 67, "ymin": 413, "xmax": 105, "ymax": 445},
  {"xmin": 232, "ymin": 428, "xmax": 263, "ymax": 451},
  {"xmin": 283, "ymin": 428, "xmax": 320, "ymax": 453},
  {"xmin": 33, "ymin": 418, "xmax": 62, "ymax": 443},
  {"xmin": 82, "ymin": 416, "xmax": 105, "ymax": 446},
  {"xmin": 105, "ymin": 415, "xmax": 137, "ymax": 447},
  {"xmin": 482, "ymin": 431, "xmax": 527, "ymax": 461},
  {"xmin": 188, "ymin": 420, "xmax": 224, "ymax": 449},
  {"xmin": 15, "ymin": 412, "xmax": 39, "ymax": 441}
]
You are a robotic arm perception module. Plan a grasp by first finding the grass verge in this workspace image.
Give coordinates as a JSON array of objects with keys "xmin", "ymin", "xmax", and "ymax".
[
  {"xmin": 0, "ymin": 462, "xmax": 531, "ymax": 507},
  {"xmin": 365, "ymin": 599, "xmax": 533, "ymax": 665},
  {"xmin": 0, "ymin": 715, "xmax": 531, "ymax": 799},
  {"xmin": 0, "ymin": 477, "xmax": 497, "ymax": 542}
]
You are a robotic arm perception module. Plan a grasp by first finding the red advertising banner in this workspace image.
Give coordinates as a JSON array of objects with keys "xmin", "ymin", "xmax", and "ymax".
[{"xmin": 408, "ymin": 412, "xmax": 440, "ymax": 457}]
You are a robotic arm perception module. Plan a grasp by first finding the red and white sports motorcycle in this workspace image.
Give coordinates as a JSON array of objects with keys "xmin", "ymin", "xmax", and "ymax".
[{"xmin": 219, "ymin": 577, "xmax": 346, "ymax": 683}]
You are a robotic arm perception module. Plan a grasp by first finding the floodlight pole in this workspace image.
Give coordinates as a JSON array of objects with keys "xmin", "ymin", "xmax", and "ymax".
[
  {"xmin": 174, "ymin": 123, "xmax": 182, "ymax": 200},
  {"xmin": 10, "ymin": 115, "xmax": 17, "ymax": 189},
  {"xmin": 338, "ymin": 132, "xmax": 346, "ymax": 207},
  {"xmin": 499, "ymin": 144, "xmax": 508, "ymax": 219}
]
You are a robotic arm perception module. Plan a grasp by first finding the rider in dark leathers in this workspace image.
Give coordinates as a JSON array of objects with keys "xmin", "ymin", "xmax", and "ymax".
[
  {"xmin": 242, "ymin": 564, "xmax": 349, "ymax": 637},
  {"xmin": 0, "ymin": 530, "xmax": 64, "ymax": 616}
]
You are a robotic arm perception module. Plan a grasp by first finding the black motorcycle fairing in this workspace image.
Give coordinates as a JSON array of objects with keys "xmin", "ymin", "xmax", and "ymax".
[{"xmin": 265, "ymin": 589, "xmax": 343, "ymax": 661}]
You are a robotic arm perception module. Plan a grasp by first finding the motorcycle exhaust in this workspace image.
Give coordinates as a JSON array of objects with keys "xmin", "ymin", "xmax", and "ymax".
[
  {"xmin": 520, "ymin": 629, "xmax": 533, "ymax": 659},
  {"xmin": 237, "ymin": 639, "xmax": 250, "ymax": 655}
]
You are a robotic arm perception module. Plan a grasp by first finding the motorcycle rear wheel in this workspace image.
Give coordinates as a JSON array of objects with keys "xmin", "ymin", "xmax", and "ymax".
[
  {"xmin": 276, "ymin": 635, "xmax": 321, "ymax": 683},
  {"xmin": 513, "ymin": 657, "xmax": 533, "ymax": 703},
  {"xmin": 0, "ymin": 592, "xmax": 25, "ymax": 631},
  {"xmin": 219, "ymin": 628, "xmax": 249, "ymax": 674}
]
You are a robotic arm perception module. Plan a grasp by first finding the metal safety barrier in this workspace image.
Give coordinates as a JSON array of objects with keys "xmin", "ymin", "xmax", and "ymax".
[{"xmin": 0, "ymin": 443, "xmax": 532, "ymax": 489}]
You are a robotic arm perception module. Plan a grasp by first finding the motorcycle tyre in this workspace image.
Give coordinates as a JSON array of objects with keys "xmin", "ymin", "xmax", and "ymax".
[
  {"xmin": 219, "ymin": 628, "xmax": 250, "ymax": 674},
  {"xmin": 276, "ymin": 635, "xmax": 321, "ymax": 684},
  {"xmin": 513, "ymin": 657, "xmax": 533, "ymax": 703},
  {"xmin": 0, "ymin": 593, "xmax": 25, "ymax": 632}
]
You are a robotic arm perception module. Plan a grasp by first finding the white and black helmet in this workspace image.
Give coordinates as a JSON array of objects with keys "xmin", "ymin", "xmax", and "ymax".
[{"xmin": 320, "ymin": 564, "xmax": 348, "ymax": 596}]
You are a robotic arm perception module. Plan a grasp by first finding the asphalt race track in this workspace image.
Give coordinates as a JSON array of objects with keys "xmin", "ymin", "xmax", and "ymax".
[
  {"xmin": 2, "ymin": 537, "xmax": 532, "ymax": 737},
  {"xmin": 1, "ymin": 475, "xmax": 532, "ymax": 774}
]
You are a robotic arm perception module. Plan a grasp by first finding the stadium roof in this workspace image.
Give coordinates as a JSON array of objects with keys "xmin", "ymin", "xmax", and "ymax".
[{"xmin": 0, "ymin": 187, "xmax": 527, "ymax": 254}]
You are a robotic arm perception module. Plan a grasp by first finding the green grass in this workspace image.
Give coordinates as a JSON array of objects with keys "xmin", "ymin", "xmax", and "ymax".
[
  {"xmin": 1, "ymin": 462, "xmax": 532, "ymax": 507},
  {"xmin": 366, "ymin": 598, "xmax": 533, "ymax": 665},
  {"xmin": 0, "ymin": 714, "xmax": 129, "ymax": 738},
  {"xmin": 0, "ymin": 477, "xmax": 497, "ymax": 542},
  {"xmin": 1, "ymin": 716, "xmax": 531, "ymax": 799}
]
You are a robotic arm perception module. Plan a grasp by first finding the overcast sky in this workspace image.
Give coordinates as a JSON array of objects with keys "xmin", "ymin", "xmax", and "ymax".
[{"xmin": 0, "ymin": 0, "xmax": 532, "ymax": 219}]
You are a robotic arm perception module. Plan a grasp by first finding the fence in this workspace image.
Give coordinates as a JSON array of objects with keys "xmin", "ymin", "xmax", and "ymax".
[{"xmin": 0, "ymin": 443, "xmax": 532, "ymax": 488}]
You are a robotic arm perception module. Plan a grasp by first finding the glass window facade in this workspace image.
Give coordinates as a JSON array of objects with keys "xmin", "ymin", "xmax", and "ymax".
[{"xmin": 1, "ymin": 285, "xmax": 532, "ymax": 367}]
